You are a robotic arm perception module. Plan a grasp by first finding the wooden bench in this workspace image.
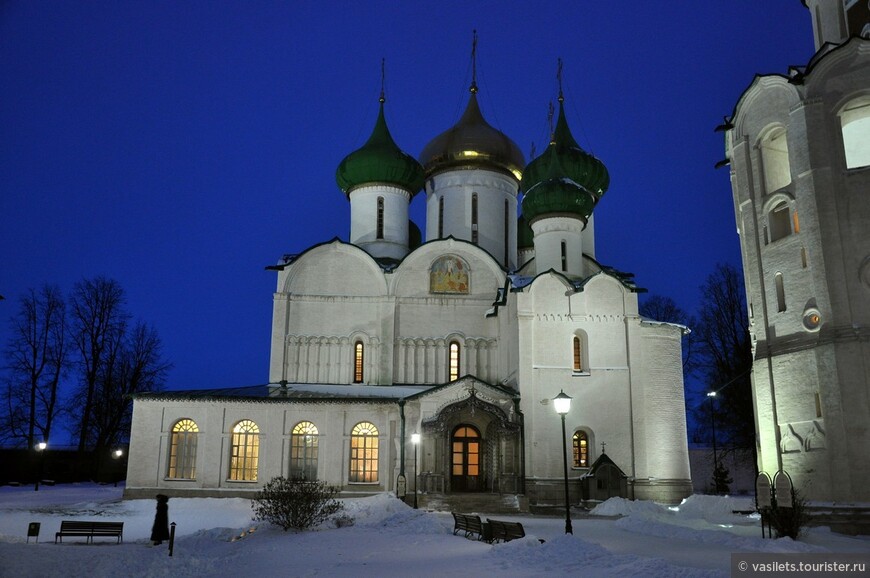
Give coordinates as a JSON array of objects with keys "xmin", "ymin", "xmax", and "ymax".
[
  {"xmin": 452, "ymin": 512, "xmax": 486, "ymax": 540},
  {"xmin": 486, "ymin": 518, "xmax": 525, "ymax": 543},
  {"xmin": 55, "ymin": 520, "xmax": 124, "ymax": 544}
]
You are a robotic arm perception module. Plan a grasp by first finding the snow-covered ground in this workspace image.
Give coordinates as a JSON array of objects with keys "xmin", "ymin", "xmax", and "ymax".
[{"xmin": 0, "ymin": 484, "xmax": 867, "ymax": 577}]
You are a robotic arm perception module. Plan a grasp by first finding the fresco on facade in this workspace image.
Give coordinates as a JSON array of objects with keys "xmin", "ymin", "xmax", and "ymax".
[{"xmin": 430, "ymin": 255, "xmax": 469, "ymax": 294}]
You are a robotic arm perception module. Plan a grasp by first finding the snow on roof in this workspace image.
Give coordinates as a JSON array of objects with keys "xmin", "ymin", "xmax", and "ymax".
[{"xmin": 133, "ymin": 382, "xmax": 435, "ymax": 403}]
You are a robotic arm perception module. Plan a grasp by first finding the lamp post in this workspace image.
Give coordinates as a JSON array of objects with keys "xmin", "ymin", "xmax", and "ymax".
[
  {"xmin": 411, "ymin": 433, "xmax": 421, "ymax": 509},
  {"xmin": 553, "ymin": 391, "xmax": 573, "ymax": 535},
  {"xmin": 706, "ymin": 392, "xmax": 719, "ymax": 493},
  {"xmin": 34, "ymin": 442, "xmax": 47, "ymax": 492},
  {"xmin": 112, "ymin": 448, "xmax": 124, "ymax": 487}
]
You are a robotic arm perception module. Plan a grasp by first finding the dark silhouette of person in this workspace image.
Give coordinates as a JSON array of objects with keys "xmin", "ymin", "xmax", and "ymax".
[{"xmin": 150, "ymin": 494, "xmax": 170, "ymax": 545}]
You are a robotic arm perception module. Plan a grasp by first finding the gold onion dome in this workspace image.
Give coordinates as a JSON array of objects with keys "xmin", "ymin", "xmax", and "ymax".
[
  {"xmin": 419, "ymin": 91, "xmax": 525, "ymax": 181},
  {"xmin": 521, "ymin": 98, "xmax": 609, "ymax": 200},
  {"xmin": 521, "ymin": 145, "xmax": 596, "ymax": 224},
  {"xmin": 336, "ymin": 97, "xmax": 425, "ymax": 196}
]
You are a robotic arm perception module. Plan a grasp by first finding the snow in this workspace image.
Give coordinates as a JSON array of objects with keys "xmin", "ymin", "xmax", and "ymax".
[{"xmin": 1, "ymin": 485, "xmax": 867, "ymax": 577}]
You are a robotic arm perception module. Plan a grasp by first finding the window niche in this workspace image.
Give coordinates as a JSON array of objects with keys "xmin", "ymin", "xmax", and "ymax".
[
  {"xmin": 572, "ymin": 333, "xmax": 589, "ymax": 375},
  {"xmin": 840, "ymin": 97, "xmax": 870, "ymax": 169},
  {"xmin": 760, "ymin": 127, "xmax": 791, "ymax": 193}
]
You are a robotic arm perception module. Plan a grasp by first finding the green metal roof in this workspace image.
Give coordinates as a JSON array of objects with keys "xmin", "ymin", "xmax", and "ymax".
[
  {"xmin": 517, "ymin": 213, "xmax": 534, "ymax": 249},
  {"xmin": 521, "ymin": 146, "xmax": 596, "ymax": 223},
  {"xmin": 521, "ymin": 99, "xmax": 609, "ymax": 199},
  {"xmin": 336, "ymin": 101, "xmax": 425, "ymax": 196}
]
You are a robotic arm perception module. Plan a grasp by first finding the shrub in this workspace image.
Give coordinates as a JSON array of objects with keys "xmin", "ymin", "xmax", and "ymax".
[
  {"xmin": 769, "ymin": 490, "xmax": 810, "ymax": 540},
  {"xmin": 252, "ymin": 476, "xmax": 345, "ymax": 531}
]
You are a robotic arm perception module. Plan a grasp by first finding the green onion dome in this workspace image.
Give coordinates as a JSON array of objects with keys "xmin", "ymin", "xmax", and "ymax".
[
  {"xmin": 420, "ymin": 91, "xmax": 525, "ymax": 181},
  {"xmin": 521, "ymin": 146, "xmax": 596, "ymax": 224},
  {"xmin": 336, "ymin": 99, "xmax": 425, "ymax": 197},
  {"xmin": 521, "ymin": 99, "xmax": 609, "ymax": 200},
  {"xmin": 517, "ymin": 213, "xmax": 534, "ymax": 249}
]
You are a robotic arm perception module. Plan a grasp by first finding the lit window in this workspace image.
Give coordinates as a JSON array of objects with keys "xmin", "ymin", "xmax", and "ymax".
[
  {"xmin": 840, "ymin": 97, "xmax": 870, "ymax": 169},
  {"xmin": 376, "ymin": 197, "xmax": 384, "ymax": 240},
  {"xmin": 572, "ymin": 431, "xmax": 588, "ymax": 467},
  {"xmin": 775, "ymin": 272, "xmax": 786, "ymax": 313},
  {"xmin": 290, "ymin": 421, "xmax": 318, "ymax": 481},
  {"xmin": 449, "ymin": 342, "xmax": 461, "ymax": 381},
  {"xmin": 768, "ymin": 201, "xmax": 793, "ymax": 243},
  {"xmin": 353, "ymin": 341, "xmax": 364, "ymax": 383},
  {"xmin": 350, "ymin": 422, "xmax": 379, "ymax": 483},
  {"xmin": 168, "ymin": 419, "xmax": 198, "ymax": 479},
  {"xmin": 229, "ymin": 419, "xmax": 260, "ymax": 481},
  {"xmin": 573, "ymin": 336, "xmax": 583, "ymax": 372},
  {"xmin": 760, "ymin": 127, "xmax": 791, "ymax": 193}
]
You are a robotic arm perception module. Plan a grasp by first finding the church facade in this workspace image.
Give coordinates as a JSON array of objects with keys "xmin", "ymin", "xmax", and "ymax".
[
  {"xmin": 126, "ymin": 65, "xmax": 693, "ymax": 505},
  {"xmin": 724, "ymin": 1, "xmax": 870, "ymax": 501}
]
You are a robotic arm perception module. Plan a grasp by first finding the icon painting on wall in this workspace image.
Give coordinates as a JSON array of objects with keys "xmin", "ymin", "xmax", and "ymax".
[{"xmin": 430, "ymin": 255, "xmax": 469, "ymax": 294}]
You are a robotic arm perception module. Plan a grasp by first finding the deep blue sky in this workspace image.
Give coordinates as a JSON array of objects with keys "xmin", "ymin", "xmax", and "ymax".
[{"xmin": 1, "ymin": 2, "xmax": 812, "ymax": 391}]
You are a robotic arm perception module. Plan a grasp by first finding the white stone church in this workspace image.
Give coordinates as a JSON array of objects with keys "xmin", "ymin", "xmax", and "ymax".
[{"xmin": 125, "ymin": 61, "xmax": 693, "ymax": 506}]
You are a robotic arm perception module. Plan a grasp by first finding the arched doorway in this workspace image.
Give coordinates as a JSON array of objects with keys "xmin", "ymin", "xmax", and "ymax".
[{"xmin": 451, "ymin": 425, "xmax": 481, "ymax": 492}]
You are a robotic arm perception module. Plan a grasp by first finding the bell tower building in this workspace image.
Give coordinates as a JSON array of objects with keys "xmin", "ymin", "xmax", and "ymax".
[{"xmin": 724, "ymin": 2, "xmax": 870, "ymax": 501}]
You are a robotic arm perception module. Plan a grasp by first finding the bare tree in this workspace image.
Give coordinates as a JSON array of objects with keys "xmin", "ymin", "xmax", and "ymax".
[
  {"xmin": 88, "ymin": 322, "xmax": 170, "ymax": 449},
  {"xmin": 69, "ymin": 277, "xmax": 128, "ymax": 452},
  {"xmin": 692, "ymin": 263, "xmax": 754, "ymax": 452},
  {"xmin": 2, "ymin": 285, "xmax": 67, "ymax": 447}
]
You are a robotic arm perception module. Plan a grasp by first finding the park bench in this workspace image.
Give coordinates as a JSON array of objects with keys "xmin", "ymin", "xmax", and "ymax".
[
  {"xmin": 486, "ymin": 518, "xmax": 525, "ymax": 543},
  {"xmin": 451, "ymin": 512, "xmax": 487, "ymax": 541},
  {"xmin": 55, "ymin": 520, "xmax": 124, "ymax": 544}
]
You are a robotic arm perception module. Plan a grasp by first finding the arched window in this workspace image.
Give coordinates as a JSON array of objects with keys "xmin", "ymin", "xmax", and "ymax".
[
  {"xmin": 471, "ymin": 193, "xmax": 479, "ymax": 244},
  {"xmin": 775, "ymin": 272, "xmax": 787, "ymax": 313},
  {"xmin": 290, "ymin": 421, "xmax": 318, "ymax": 480},
  {"xmin": 449, "ymin": 341, "xmax": 461, "ymax": 381},
  {"xmin": 840, "ymin": 97, "xmax": 870, "ymax": 169},
  {"xmin": 376, "ymin": 197, "xmax": 385, "ymax": 240},
  {"xmin": 760, "ymin": 127, "xmax": 791, "ymax": 193},
  {"xmin": 560, "ymin": 240, "xmax": 568, "ymax": 272},
  {"xmin": 229, "ymin": 419, "xmax": 260, "ymax": 481},
  {"xmin": 768, "ymin": 201, "xmax": 793, "ymax": 243},
  {"xmin": 438, "ymin": 197, "xmax": 445, "ymax": 239},
  {"xmin": 350, "ymin": 422, "xmax": 379, "ymax": 483},
  {"xmin": 167, "ymin": 418, "xmax": 198, "ymax": 479},
  {"xmin": 572, "ymin": 431, "xmax": 589, "ymax": 467},
  {"xmin": 573, "ymin": 336, "xmax": 583, "ymax": 372},
  {"xmin": 353, "ymin": 341, "xmax": 364, "ymax": 383}
]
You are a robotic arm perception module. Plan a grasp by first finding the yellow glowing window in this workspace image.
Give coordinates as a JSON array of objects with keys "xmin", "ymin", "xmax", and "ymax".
[
  {"xmin": 350, "ymin": 422, "xmax": 379, "ymax": 483},
  {"xmin": 168, "ymin": 419, "xmax": 198, "ymax": 479},
  {"xmin": 573, "ymin": 431, "xmax": 588, "ymax": 467},
  {"xmin": 229, "ymin": 419, "xmax": 259, "ymax": 481},
  {"xmin": 353, "ymin": 342, "xmax": 364, "ymax": 383}
]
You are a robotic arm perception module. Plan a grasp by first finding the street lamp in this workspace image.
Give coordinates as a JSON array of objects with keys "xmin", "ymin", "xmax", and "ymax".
[
  {"xmin": 553, "ymin": 390, "xmax": 573, "ymax": 535},
  {"xmin": 706, "ymin": 392, "xmax": 720, "ymax": 493},
  {"xmin": 112, "ymin": 448, "xmax": 124, "ymax": 487},
  {"xmin": 34, "ymin": 442, "xmax": 47, "ymax": 492},
  {"xmin": 411, "ymin": 433, "xmax": 421, "ymax": 509}
]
